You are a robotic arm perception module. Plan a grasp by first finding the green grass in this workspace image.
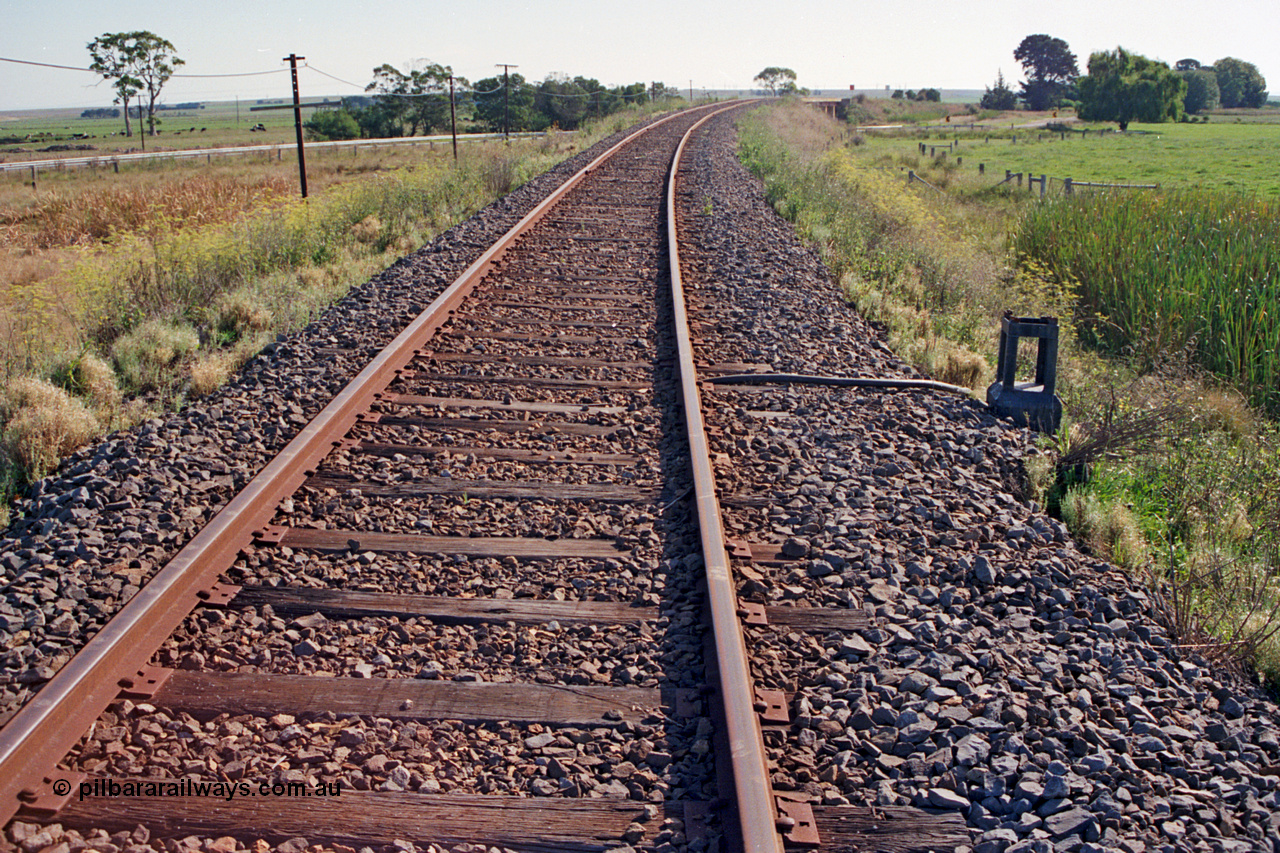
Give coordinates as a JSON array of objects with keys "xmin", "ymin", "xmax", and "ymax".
[{"xmin": 856, "ymin": 119, "xmax": 1280, "ymax": 194}]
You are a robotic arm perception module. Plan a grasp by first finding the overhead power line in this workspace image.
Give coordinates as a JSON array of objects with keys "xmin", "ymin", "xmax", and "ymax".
[
  {"xmin": 174, "ymin": 69, "xmax": 286, "ymax": 78},
  {"xmin": 0, "ymin": 54, "xmax": 286, "ymax": 78},
  {"xmin": 0, "ymin": 56, "xmax": 94, "ymax": 72},
  {"xmin": 2, "ymin": 54, "xmax": 666, "ymax": 101},
  {"xmin": 305, "ymin": 64, "xmax": 494, "ymax": 98},
  {"xmin": 302, "ymin": 64, "xmax": 365, "ymax": 90}
]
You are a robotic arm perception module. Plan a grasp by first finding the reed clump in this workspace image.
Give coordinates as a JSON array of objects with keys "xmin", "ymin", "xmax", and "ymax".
[{"xmin": 1014, "ymin": 190, "xmax": 1280, "ymax": 412}]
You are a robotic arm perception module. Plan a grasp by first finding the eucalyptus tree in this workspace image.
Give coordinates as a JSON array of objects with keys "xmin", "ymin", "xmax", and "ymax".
[
  {"xmin": 366, "ymin": 62, "xmax": 458, "ymax": 136},
  {"xmin": 754, "ymin": 67, "xmax": 798, "ymax": 96},
  {"xmin": 87, "ymin": 33, "xmax": 143, "ymax": 138},
  {"xmin": 132, "ymin": 33, "xmax": 183, "ymax": 136},
  {"xmin": 88, "ymin": 31, "xmax": 184, "ymax": 140}
]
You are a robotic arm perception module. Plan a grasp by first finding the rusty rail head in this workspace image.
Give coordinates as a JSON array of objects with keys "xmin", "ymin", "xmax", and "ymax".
[
  {"xmin": 667, "ymin": 105, "xmax": 783, "ymax": 853},
  {"xmin": 0, "ymin": 105, "xmax": 705, "ymax": 827}
]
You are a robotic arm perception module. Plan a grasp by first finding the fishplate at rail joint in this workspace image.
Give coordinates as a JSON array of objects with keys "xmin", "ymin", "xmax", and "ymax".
[
  {"xmin": 775, "ymin": 800, "xmax": 820, "ymax": 848},
  {"xmin": 17, "ymin": 770, "xmax": 86, "ymax": 818}
]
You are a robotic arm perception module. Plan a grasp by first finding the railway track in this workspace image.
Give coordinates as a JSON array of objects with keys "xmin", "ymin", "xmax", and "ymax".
[
  {"xmin": 0, "ymin": 103, "xmax": 969, "ymax": 853},
  {"xmin": 7, "ymin": 95, "xmax": 1279, "ymax": 853}
]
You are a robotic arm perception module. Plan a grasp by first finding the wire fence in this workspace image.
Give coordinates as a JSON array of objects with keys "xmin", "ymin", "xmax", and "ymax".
[{"xmin": 0, "ymin": 132, "xmax": 552, "ymax": 176}]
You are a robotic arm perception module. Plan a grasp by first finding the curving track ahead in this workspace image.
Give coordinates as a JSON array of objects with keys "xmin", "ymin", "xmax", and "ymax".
[{"xmin": 1, "ymin": 102, "xmax": 973, "ymax": 853}]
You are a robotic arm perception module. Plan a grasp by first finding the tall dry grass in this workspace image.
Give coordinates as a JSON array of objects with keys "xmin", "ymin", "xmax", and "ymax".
[
  {"xmin": 0, "ymin": 378, "xmax": 100, "ymax": 480},
  {"xmin": 1, "ymin": 175, "xmax": 294, "ymax": 249},
  {"xmin": 0, "ymin": 139, "xmax": 557, "ymax": 383}
]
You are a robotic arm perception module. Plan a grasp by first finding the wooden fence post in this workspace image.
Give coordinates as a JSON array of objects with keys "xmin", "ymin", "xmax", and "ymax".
[
  {"xmin": 979, "ymin": 163, "xmax": 984, "ymax": 174},
  {"xmin": 1064, "ymin": 178, "xmax": 1073, "ymax": 195},
  {"xmin": 1040, "ymin": 174, "xmax": 1046, "ymax": 198}
]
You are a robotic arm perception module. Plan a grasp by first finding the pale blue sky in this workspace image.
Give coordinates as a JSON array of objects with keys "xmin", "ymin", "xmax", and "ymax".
[{"xmin": 1, "ymin": 0, "xmax": 1276, "ymax": 110}]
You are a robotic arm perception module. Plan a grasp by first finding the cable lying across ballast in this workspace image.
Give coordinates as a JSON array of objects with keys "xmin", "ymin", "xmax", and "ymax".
[{"xmin": 709, "ymin": 372, "xmax": 976, "ymax": 397}]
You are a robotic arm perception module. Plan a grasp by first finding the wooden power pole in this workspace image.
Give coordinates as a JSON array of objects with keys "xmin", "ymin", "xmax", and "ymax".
[
  {"xmin": 449, "ymin": 74, "xmax": 458, "ymax": 160},
  {"xmin": 496, "ymin": 63, "xmax": 518, "ymax": 141},
  {"xmin": 284, "ymin": 53, "xmax": 308, "ymax": 198}
]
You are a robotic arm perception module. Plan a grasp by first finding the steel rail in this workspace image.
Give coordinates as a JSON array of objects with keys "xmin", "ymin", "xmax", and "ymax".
[
  {"xmin": 0, "ymin": 104, "xmax": 712, "ymax": 826},
  {"xmin": 667, "ymin": 106, "xmax": 784, "ymax": 853}
]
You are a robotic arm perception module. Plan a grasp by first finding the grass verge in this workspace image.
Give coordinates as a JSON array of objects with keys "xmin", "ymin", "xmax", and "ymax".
[{"xmin": 739, "ymin": 99, "xmax": 1280, "ymax": 685}]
